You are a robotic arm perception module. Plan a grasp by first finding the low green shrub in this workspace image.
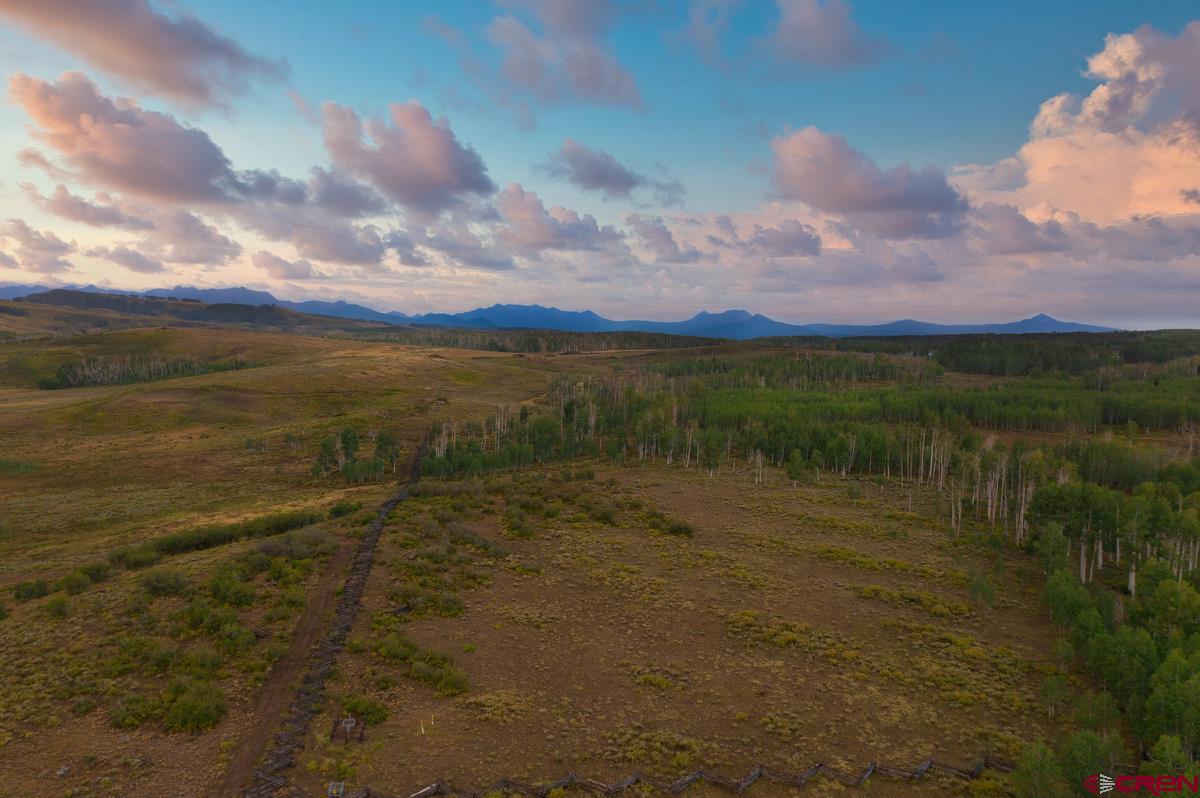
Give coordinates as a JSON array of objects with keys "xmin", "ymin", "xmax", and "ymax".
[
  {"xmin": 46, "ymin": 594, "xmax": 70, "ymax": 618},
  {"xmin": 214, "ymin": 622, "xmax": 256, "ymax": 655},
  {"xmin": 162, "ymin": 679, "xmax": 226, "ymax": 732},
  {"xmin": 257, "ymin": 528, "xmax": 333, "ymax": 560},
  {"xmin": 0, "ymin": 458, "xmax": 36, "ymax": 475},
  {"xmin": 178, "ymin": 643, "xmax": 224, "ymax": 676},
  {"xmin": 341, "ymin": 695, "xmax": 388, "ymax": 725},
  {"xmin": 58, "ymin": 571, "xmax": 92, "ymax": 595},
  {"xmin": 71, "ymin": 695, "xmax": 99, "ymax": 716},
  {"xmin": 374, "ymin": 629, "xmax": 469, "ymax": 697},
  {"xmin": 79, "ymin": 562, "xmax": 112, "ymax": 583},
  {"xmin": 328, "ymin": 499, "xmax": 360, "ymax": 516},
  {"xmin": 208, "ymin": 572, "xmax": 255, "ymax": 607},
  {"xmin": 109, "ymin": 545, "xmax": 162, "ymax": 569},
  {"xmin": 666, "ymin": 520, "xmax": 695, "ymax": 537},
  {"xmin": 110, "ymin": 692, "xmax": 160, "ymax": 729},
  {"xmin": 13, "ymin": 579, "xmax": 50, "ymax": 601},
  {"xmin": 140, "ymin": 568, "xmax": 191, "ymax": 598}
]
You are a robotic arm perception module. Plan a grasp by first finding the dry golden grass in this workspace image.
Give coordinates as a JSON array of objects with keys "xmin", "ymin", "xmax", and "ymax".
[
  {"xmin": 294, "ymin": 463, "xmax": 1064, "ymax": 796},
  {"xmin": 0, "ymin": 323, "xmax": 1065, "ymax": 797},
  {"xmin": 0, "ymin": 325, "xmax": 614, "ymax": 796}
]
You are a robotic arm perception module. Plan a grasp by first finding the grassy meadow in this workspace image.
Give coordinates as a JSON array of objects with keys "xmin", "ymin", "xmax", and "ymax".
[
  {"xmin": 1, "ymin": 304, "xmax": 1198, "ymax": 798},
  {"xmin": 0, "ymin": 316, "xmax": 597, "ymax": 796}
]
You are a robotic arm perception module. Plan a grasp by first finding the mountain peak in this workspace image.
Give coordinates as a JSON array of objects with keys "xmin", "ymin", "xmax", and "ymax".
[
  {"xmin": 1, "ymin": 283, "xmax": 1116, "ymax": 338},
  {"xmin": 693, "ymin": 309, "xmax": 752, "ymax": 321}
]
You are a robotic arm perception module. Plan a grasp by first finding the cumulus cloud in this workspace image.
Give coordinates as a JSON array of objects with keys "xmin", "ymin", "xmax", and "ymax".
[
  {"xmin": 322, "ymin": 101, "xmax": 495, "ymax": 217},
  {"xmin": 764, "ymin": 0, "xmax": 888, "ymax": 70},
  {"xmin": 540, "ymin": 138, "xmax": 683, "ymax": 204},
  {"xmin": 145, "ymin": 210, "xmax": 240, "ymax": 265},
  {"xmin": 487, "ymin": 0, "xmax": 642, "ymax": 110},
  {"xmin": 0, "ymin": 218, "xmax": 74, "ymax": 273},
  {"xmin": 704, "ymin": 215, "xmax": 822, "ymax": 256},
  {"xmin": 307, "ymin": 167, "xmax": 387, "ymax": 218},
  {"xmin": 86, "ymin": 244, "xmax": 164, "ymax": 274},
  {"xmin": 9, "ymin": 72, "xmax": 319, "ymax": 210},
  {"xmin": 22, "ymin": 183, "xmax": 151, "ymax": 229},
  {"xmin": 951, "ymin": 157, "xmax": 1027, "ymax": 195},
  {"xmin": 1067, "ymin": 212, "xmax": 1200, "ymax": 263},
  {"xmin": 0, "ymin": 0, "xmax": 287, "ymax": 106},
  {"xmin": 1031, "ymin": 23, "xmax": 1200, "ymax": 137},
  {"xmin": 677, "ymin": 0, "xmax": 741, "ymax": 67},
  {"xmin": 771, "ymin": 126, "xmax": 968, "ymax": 238},
  {"xmin": 625, "ymin": 214, "xmax": 701, "ymax": 263},
  {"xmin": 430, "ymin": 1, "xmax": 641, "ymax": 127},
  {"xmin": 8, "ymin": 73, "xmax": 480, "ymax": 270},
  {"xmin": 252, "ymin": 250, "xmax": 321, "ymax": 280},
  {"xmin": 10, "ymin": 72, "xmax": 240, "ymax": 201},
  {"xmin": 244, "ymin": 209, "xmax": 390, "ymax": 267},
  {"xmin": 20, "ymin": 178, "xmax": 239, "ymax": 266},
  {"xmin": 414, "ymin": 220, "xmax": 515, "ymax": 272},
  {"xmin": 497, "ymin": 183, "xmax": 623, "ymax": 254},
  {"xmin": 744, "ymin": 219, "xmax": 822, "ymax": 256},
  {"xmin": 970, "ymin": 203, "xmax": 1070, "ymax": 256},
  {"xmin": 960, "ymin": 23, "xmax": 1200, "ymax": 225}
]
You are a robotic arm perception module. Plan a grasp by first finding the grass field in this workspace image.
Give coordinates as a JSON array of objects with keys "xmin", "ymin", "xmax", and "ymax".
[
  {"xmin": 291, "ymin": 464, "xmax": 1064, "ymax": 796},
  {"xmin": 0, "ymin": 311, "xmax": 1169, "ymax": 798},
  {"xmin": 0, "ymin": 319, "xmax": 604, "ymax": 796}
]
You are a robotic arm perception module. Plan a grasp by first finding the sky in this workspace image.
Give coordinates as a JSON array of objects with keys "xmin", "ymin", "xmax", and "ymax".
[{"xmin": 0, "ymin": 1, "xmax": 1197, "ymax": 328}]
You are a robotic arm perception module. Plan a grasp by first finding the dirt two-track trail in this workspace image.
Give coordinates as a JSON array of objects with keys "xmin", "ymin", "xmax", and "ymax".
[
  {"xmin": 211, "ymin": 439, "xmax": 427, "ymax": 798},
  {"xmin": 211, "ymin": 537, "xmax": 352, "ymax": 798}
]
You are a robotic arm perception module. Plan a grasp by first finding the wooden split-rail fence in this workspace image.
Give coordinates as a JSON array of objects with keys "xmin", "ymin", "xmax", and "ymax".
[
  {"xmin": 328, "ymin": 754, "xmax": 1014, "ymax": 797},
  {"xmin": 242, "ymin": 438, "xmax": 427, "ymax": 798}
]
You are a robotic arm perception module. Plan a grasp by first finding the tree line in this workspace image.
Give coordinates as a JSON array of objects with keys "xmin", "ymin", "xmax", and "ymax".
[
  {"xmin": 312, "ymin": 427, "xmax": 402, "ymax": 484},
  {"xmin": 348, "ymin": 327, "xmax": 724, "ymax": 353},
  {"xmin": 38, "ymin": 353, "xmax": 249, "ymax": 389},
  {"xmin": 414, "ymin": 349, "xmax": 1200, "ymax": 786}
]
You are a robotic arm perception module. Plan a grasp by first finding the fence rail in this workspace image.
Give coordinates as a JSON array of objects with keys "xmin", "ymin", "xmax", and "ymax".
[
  {"xmin": 243, "ymin": 436, "xmax": 428, "ymax": 798},
  {"xmin": 332, "ymin": 754, "xmax": 1014, "ymax": 798}
]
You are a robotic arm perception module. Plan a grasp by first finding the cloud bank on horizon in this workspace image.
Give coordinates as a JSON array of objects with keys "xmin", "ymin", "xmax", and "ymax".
[{"xmin": 0, "ymin": 0, "xmax": 1197, "ymax": 328}]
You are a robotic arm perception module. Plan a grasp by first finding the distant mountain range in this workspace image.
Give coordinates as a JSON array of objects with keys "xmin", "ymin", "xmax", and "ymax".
[{"xmin": 0, "ymin": 282, "xmax": 1116, "ymax": 339}]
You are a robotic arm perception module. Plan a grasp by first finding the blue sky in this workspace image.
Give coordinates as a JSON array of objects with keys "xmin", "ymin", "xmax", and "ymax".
[
  {"xmin": 178, "ymin": 0, "xmax": 1197, "ymax": 211},
  {"xmin": 0, "ymin": 1, "xmax": 1198, "ymax": 326}
]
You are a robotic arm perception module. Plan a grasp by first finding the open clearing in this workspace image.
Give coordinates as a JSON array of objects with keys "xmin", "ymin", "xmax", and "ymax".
[
  {"xmin": 0, "ymin": 324, "xmax": 591, "ymax": 796},
  {"xmin": 4, "ymin": 313, "xmax": 1187, "ymax": 798},
  {"xmin": 292, "ymin": 464, "xmax": 1064, "ymax": 796}
]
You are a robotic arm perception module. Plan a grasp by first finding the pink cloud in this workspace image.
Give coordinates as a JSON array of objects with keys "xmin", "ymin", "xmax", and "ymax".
[
  {"xmin": 957, "ymin": 23, "xmax": 1200, "ymax": 225},
  {"xmin": 540, "ymin": 138, "xmax": 683, "ymax": 204},
  {"xmin": 9, "ymin": 72, "xmax": 238, "ymax": 201},
  {"xmin": 252, "ymin": 250, "xmax": 322, "ymax": 280},
  {"xmin": 745, "ymin": 219, "xmax": 822, "ymax": 257},
  {"xmin": 764, "ymin": 0, "xmax": 889, "ymax": 70},
  {"xmin": 322, "ymin": 101, "xmax": 495, "ymax": 217},
  {"xmin": 625, "ymin": 213, "xmax": 701, "ymax": 263},
  {"xmin": 771, "ymin": 126, "xmax": 968, "ymax": 238},
  {"xmin": 86, "ymin": 244, "xmax": 164, "ymax": 274},
  {"xmin": 22, "ymin": 183, "xmax": 151, "ymax": 229},
  {"xmin": 0, "ymin": 0, "xmax": 286, "ymax": 106},
  {"xmin": 0, "ymin": 218, "xmax": 74, "ymax": 273},
  {"xmin": 497, "ymin": 183, "xmax": 623, "ymax": 254}
]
